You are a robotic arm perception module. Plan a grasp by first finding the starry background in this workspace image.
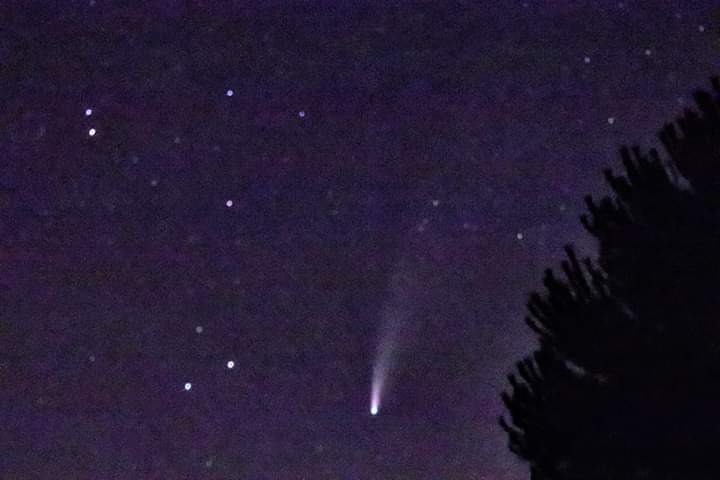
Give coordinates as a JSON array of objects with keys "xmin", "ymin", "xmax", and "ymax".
[{"xmin": 1, "ymin": 1, "xmax": 719, "ymax": 478}]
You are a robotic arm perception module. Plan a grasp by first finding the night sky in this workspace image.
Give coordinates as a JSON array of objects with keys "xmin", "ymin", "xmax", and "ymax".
[{"xmin": 2, "ymin": 1, "xmax": 719, "ymax": 478}]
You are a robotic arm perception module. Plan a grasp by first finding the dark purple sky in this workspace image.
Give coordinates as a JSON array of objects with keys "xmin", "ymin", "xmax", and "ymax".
[{"xmin": 2, "ymin": 1, "xmax": 719, "ymax": 478}]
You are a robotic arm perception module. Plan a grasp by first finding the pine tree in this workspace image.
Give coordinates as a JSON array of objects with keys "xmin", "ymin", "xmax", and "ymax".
[{"xmin": 500, "ymin": 77, "xmax": 720, "ymax": 480}]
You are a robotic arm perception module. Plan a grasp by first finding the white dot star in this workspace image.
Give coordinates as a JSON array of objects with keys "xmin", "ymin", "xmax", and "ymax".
[
  {"xmin": 227, "ymin": 360, "xmax": 235, "ymax": 369},
  {"xmin": 195, "ymin": 325, "xmax": 203, "ymax": 334},
  {"xmin": 516, "ymin": 232, "xmax": 524, "ymax": 240},
  {"xmin": 699, "ymin": 25, "xmax": 706, "ymax": 32},
  {"xmin": 184, "ymin": 382, "xmax": 192, "ymax": 391},
  {"xmin": 607, "ymin": 117, "xmax": 616, "ymax": 125},
  {"xmin": 225, "ymin": 200, "xmax": 233, "ymax": 207},
  {"xmin": 88, "ymin": 128, "xmax": 96, "ymax": 136},
  {"xmin": 644, "ymin": 48, "xmax": 652, "ymax": 56},
  {"xmin": 150, "ymin": 179, "xmax": 159, "ymax": 187},
  {"xmin": 431, "ymin": 199, "xmax": 440, "ymax": 207},
  {"xmin": 85, "ymin": 108, "xmax": 93, "ymax": 117},
  {"xmin": 583, "ymin": 56, "xmax": 591, "ymax": 64},
  {"xmin": 298, "ymin": 110, "xmax": 306, "ymax": 118},
  {"xmin": 226, "ymin": 89, "xmax": 234, "ymax": 97}
]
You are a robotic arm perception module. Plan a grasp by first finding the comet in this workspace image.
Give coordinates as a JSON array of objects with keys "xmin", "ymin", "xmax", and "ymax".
[
  {"xmin": 370, "ymin": 341, "xmax": 388, "ymax": 415},
  {"xmin": 369, "ymin": 255, "xmax": 420, "ymax": 417}
]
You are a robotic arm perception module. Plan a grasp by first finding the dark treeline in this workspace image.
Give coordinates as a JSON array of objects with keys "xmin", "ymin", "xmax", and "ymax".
[{"xmin": 501, "ymin": 77, "xmax": 720, "ymax": 479}]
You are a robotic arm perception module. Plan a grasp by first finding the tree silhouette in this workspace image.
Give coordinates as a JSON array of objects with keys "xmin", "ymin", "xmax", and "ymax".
[{"xmin": 501, "ymin": 77, "xmax": 720, "ymax": 480}]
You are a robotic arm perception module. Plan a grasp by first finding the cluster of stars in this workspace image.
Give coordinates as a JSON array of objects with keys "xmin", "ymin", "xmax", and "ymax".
[
  {"xmin": 185, "ymin": 325, "xmax": 236, "ymax": 391},
  {"xmin": 183, "ymin": 359, "xmax": 237, "ymax": 391},
  {"xmin": 85, "ymin": 106, "xmax": 97, "ymax": 136},
  {"xmin": 579, "ymin": 14, "xmax": 709, "ymax": 69},
  {"xmin": 83, "ymin": 93, "xmax": 307, "ymax": 215},
  {"xmin": 578, "ymin": 29, "xmax": 708, "ymax": 128}
]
